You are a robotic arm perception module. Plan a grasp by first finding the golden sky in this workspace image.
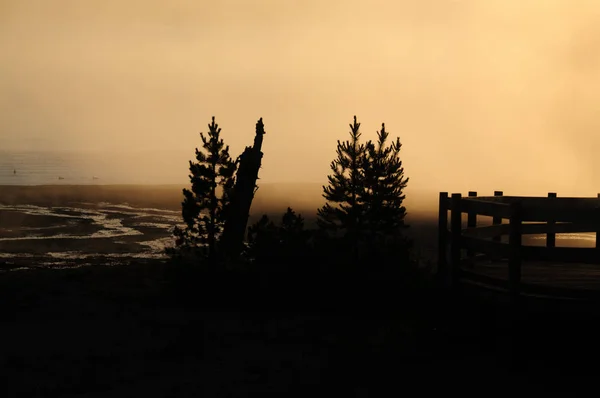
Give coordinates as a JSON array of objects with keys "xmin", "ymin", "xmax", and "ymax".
[{"xmin": 2, "ymin": 0, "xmax": 600, "ymax": 195}]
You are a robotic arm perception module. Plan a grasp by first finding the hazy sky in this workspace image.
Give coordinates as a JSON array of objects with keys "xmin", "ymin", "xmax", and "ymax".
[{"xmin": 2, "ymin": 0, "xmax": 600, "ymax": 195}]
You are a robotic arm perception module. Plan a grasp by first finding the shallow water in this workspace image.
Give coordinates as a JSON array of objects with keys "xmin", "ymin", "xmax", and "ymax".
[{"xmin": 0, "ymin": 202, "xmax": 182, "ymax": 270}]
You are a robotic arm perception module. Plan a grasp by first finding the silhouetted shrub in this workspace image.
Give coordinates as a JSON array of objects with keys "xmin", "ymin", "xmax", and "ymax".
[
  {"xmin": 246, "ymin": 207, "xmax": 313, "ymax": 271},
  {"xmin": 245, "ymin": 214, "xmax": 278, "ymax": 265}
]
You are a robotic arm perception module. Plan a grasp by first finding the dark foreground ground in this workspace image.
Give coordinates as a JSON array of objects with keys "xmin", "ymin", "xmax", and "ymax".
[{"xmin": 2, "ymin": 260, "xmax": 600, "ymax": 397}]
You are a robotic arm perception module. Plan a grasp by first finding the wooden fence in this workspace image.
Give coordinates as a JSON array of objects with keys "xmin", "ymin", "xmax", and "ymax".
[{"xmin": 437, "ymin": 191, "xmax": 600, "ymax": 300}]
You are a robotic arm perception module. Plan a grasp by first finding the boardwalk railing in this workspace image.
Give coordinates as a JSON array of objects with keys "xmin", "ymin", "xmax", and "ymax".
[{"xmin": 437, "ymin": 191, "xmax": 600, "ymax": 300}]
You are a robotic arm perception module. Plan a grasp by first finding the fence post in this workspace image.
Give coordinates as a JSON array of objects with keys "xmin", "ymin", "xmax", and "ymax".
[
  {"xmin": 437, "ymin": 192, "xmax": 449, "ymax": 282},
  {"xmin": 467, "ymin": 191, "xmax": 477, "ymax": 268},
  {"xmin": 493, "ymin": 191, "xmax": 504, "ymax": 242},
  {"xmin": 450, "ymin": 193, "xmax": 462, "ymax": 288},
  {"xmin": 509, "ymin": 201, "xmax": 523, "ymax": 304},
  {"xmin": 508, "ymin": 200, "xmax": 523, "ymax": 371},
  {"xmin": 547, "ymin": 192, "xmax": 557, "ymax": 248},
  {"xmin": 596, "ymin": 193, "xmax": 600, "ymax": 250}
]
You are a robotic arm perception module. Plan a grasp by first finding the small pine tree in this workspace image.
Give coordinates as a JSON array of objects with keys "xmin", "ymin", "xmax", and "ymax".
[
  {"xmin": 361, "ymin": 123, "xmax": 411, "ymax": 268},
  {"xmin": 362, "ymin": 123, "xmax": 409, "ymax": 239},
  {"xmin": 169, "ymin": 117, "xmax": 237, "ymax": 264},
  {"xmin": 317, "ymin": 116, "xmax": 367, "ymax": 252}
]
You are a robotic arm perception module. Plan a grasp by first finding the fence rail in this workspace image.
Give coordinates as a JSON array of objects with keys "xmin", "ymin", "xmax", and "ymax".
[{"xmin": 437, "ymin": 191, "xmax": 600, "ymax": 301}]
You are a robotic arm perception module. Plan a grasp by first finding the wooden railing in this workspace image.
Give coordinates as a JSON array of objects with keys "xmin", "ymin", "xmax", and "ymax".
[{"xmin": 437, "ymin": 191, "xmax": 600, "ymax": 300}]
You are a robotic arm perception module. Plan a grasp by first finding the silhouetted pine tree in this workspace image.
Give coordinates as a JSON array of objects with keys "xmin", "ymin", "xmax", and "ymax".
[
  {"xmin": 168, "ymin": 117, "xmax": 237, "ymax": 264},
  {"xmin": 317, "ymin": 116, "xmax": 367, "ymax": 261},
  {"xmin": 362, "ymin": 123, "xmax": 409, "ymax": 240}
]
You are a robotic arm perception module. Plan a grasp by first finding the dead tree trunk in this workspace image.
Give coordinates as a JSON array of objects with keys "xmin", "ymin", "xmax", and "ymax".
[{"xmin": 221, "ymin": 118, "xmax": 266, "ymax": 262}]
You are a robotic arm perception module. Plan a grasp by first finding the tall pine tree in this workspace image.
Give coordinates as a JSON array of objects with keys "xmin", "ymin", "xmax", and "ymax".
[
  {"xmin": 317, "ymin": 116, "xmax": 367, "ymax": 257},
  {"xmin": 317, "ymin": 117, "xmax": 411, "ymax": 266},
  {"xmin": 169, "ymin": 117, "xmax": 237, "ymax": 264},
  {"xmin": 362, "ymin": 123, "xmax": 409, "ymax": 243}
]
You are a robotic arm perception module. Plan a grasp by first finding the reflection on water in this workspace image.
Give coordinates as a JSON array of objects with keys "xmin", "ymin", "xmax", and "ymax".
[{"xmin": 526, "ymin": 233, "xmax": 597, "ymax": 247}]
